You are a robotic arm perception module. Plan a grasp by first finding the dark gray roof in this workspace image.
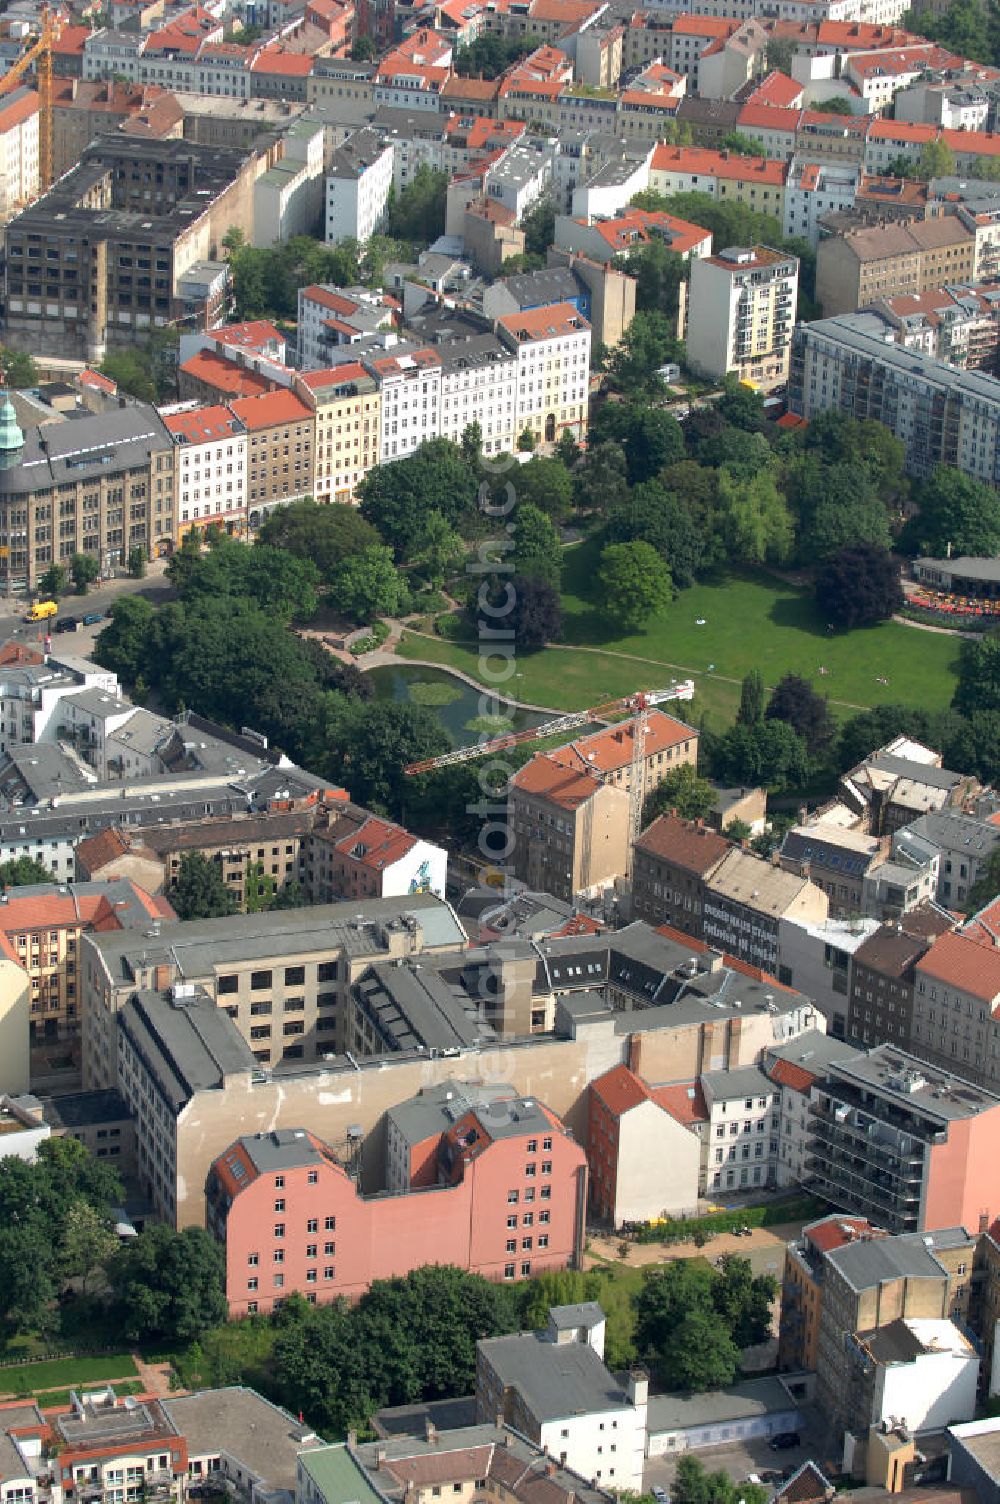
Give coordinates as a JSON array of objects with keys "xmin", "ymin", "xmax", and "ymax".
[
  {"xmin": 916, "ymin": 555, "xmax": 1000, "ymax": 582},
  {"xmin": 868, "ymin": 753, "xmax": 965, "ymax": 791},
  {"xmin": 353, "ymin": 958, "xmax": 496, "ymax": 1052},
  {"xmin": 40, "ymin": 1088, "xmax": 132, "ymax": 1130},
  {"xmin": 498, "ymin": 267, "xmax": 581, "ymax": 309},
  {"xmin": 477, "ymin": 1331, "xmax": 629, "ymax": 1422},
  {"xmin": 0, "ymin": 402, "xmax": 172, "ymax": 497},
  {"xmin": 240, "ymin": 1128, "xmax": 323, "ymax": 1174},
  {"xmin": 385, "ymin": 1079, "xmax": 513, "ymax": 1147},
  {"xmin": 906, "ymin": 810, "xmax": 1000, "ymax": 857},
  {"xmin": 825, "ymin": 1234, "xmax": 948, "ymax": 1291},
  {"xmin": 647, "ymin": 1377, "xmax": 797, "ymax": 1433},
  {"xmin": 162, "ymin": 1388, "xmax": 319, "ymax": 1494},
  {"xmin": 119, "ymin": 987, "xmax": 257, "ymax": 1111},
  {"xmin": 702, "ymin": 1064, "xmax": 774, "ymax": 1100},
  {"xmin": 781, "ymin": 827, "xmax": 879, "ymax": 878}
]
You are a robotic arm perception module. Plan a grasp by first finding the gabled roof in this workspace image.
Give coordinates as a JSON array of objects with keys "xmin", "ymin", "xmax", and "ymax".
[
  {"xmin": 915, "ymin": 930, "xmax": 1000, "ymax": 1004},
  {"xmin": 635, "ymin": 813, "xmax": 731, "ymax": 875},
  {"xmin": 227, "ymin": 389, "xmax": 312, "ymax": 430},
  {"xmin": 552, "ymin": 710, "xmax": 696, "ymax": 778},
  {"xmin": 590, "ymin": 1063, "xmax": 648, "ymax": 1117},
  {"xmin": 510, "ymin": 753, "xmax": 605, "ymax": 811},
  {"xmin": 179, "ymin": 350, "xmax": 271, "ymax": 398}
]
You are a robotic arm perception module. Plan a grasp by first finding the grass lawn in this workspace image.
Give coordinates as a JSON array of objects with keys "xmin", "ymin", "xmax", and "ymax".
[
  {"xmin": 398, "ymin": 543, "xmax": 961, "ymax": 726},
  {"xmin": 34, "ymin": 1379, "xmax": 143, "ymax": 1409},
  {"xmin": 0, "ymin": 1352, "xmax": 137, "ymax": 1397}
]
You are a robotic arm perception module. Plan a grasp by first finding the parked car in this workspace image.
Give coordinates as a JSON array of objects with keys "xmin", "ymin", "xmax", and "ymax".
[
  {"xmin": 82, "ymin": 611, "xmax": 103, "ymax": 625},
  {"xmin": 54, "ymin": 616, "xmax": 78, "ymax": 632},
  {"xmin": 652, "ymin": 1488, "xmax": 670, "ymax": 1503},
  {"xmin": 770, "ymin": 1433, "xmax": 801, "ymax": 1452}
]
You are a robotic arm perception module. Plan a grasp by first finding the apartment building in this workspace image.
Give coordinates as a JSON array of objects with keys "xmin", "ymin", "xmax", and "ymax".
[
  {"xmin": 555, "ymin": 208, "xmax": 711, "ymax": 266},
  {"xmin": 779, "ymin": 1214, "xmax": 976, "ymax": 1436},
  {"xmin": 790, "ymin": 311, "xmax": 1000, "ymax": 485},
  {"xmin": 368, "ymin": 345, "xmax": 442, "ymax": 464},
  {"xmin": 816, "ymin": 218, "xmax": 976, "ymax": 318},
  {"xmin": 0, "ymin": 399, "xmax": 176, "ymax": 593},
  {"xmin": 297, "ymin": 364, "xmax": 381, "ymax": 503},
  {"xmin": 4, "ymin": 137, "xmax": 261, "ymax": 361},
  {"xmin": 228, "ymin": 388, "xmax": 314, "ymax": 525},
  {"xmin": 764, "ymin": 1028, "xmax": 862, "ymax": 1190},
  {"xmin": 162, "ymin": 403, "xmax": 248, "ymax": 538},
  {"xmin": 325, "ymin": 127, "xmax": 394, "ymax": 244},
  {"xmin": 687, "ymin": 246, "xmax": 799, "ymax": 390},
  {"xmin": 702, "ymin": 848, "xmax": 829, "ymax": 974},
  {"xmin": 847, "ymin": 908, "xmax": 955, "ymax": 1052},
  {"xmin": 869, "ymin": 284, "xmax": 1000, "ymax": 372},
  {"xmin": 50, "ymin": 79, "xmax": 182, "ymax": 182},
  {"xmin": 806, "ymin": 1043, "xmax": 1000, "ymax": 1232},
  {"xmin": 82, "ymin": 892, "xmax": 468, "ymax": 1092},
  {"xmin": 207, "ymin": 1093, "xmax": 587, "ymax": 1314},
  {"xmin": 588, "ymin": 1064, "xmax": 705, "ymax": 1224},
  {"xmin": 0, "ymin": 878, "xmax": 172, "ymax": 1045},
  {"xmin": 436, "ymin": 333, "xmax": 519, "ymax": 456},
  {"xmin": 477, "ymin": 1310, "xmax": 647, "ymax": 1492},
  {"xmin": 0, "ymin": 88, "xmax": 39, "ymax": 225},
  {"xmin": 783, "ymin": 158, "xmax": 860, "ymax": 249},
  {"xmin": 304, "ymin": 805, "xmax": 446, "ymax": 904},
  {"xmin": 909, "ymin": 932, "xmax": 1000, "ymax": 1090},
  {"xmin": 496, "ymin": 303, "xmax": 591, "ymax": 447},
  {"xmin": 507, "ymin": 755, "xmax": 628, "ymax": 902},
  {"xmin": 702, "ymin": 1064, "xmax": 779, "ymax": 1198},
  {"xmin": 905, "ymin": 809, "xmax": 1000, "ymax": 907},
  {"xmin": 295, "ymin": 283, "xmax": 391, "ymax": 370},
  {"xmin": 649, "ymin": 144, "xmax": 788, "ymax": 224},
  {"xmin": 630, "ymin": 815, "xmax": 731, "ymax": 934}
]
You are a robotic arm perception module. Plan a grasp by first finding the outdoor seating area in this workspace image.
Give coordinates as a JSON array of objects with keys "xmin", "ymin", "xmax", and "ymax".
[{"xmin": 909, "ymin": 588, "xmax": 1000, "ymax": 618}]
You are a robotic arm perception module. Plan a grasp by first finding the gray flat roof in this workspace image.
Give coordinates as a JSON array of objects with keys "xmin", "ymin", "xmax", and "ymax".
[
  {"xmin": 162, "ymin": 1388, "xmax": 320, "ymax": 1494},
  {"xmin": 549, "ymin": 1302, "xmax": 605, "ymax": 1330},
  {"xmin": 477, "ymin": 1331, "xmax": 628, "ymax": 1422},
  {"xmin": 647, "ymin": 1377, "xmax": 798, "ymax": 1433},
  {"xmin": 827, "ymin": 1044, "xmax": 1000, "ymax": 1123},
  {"xmin": 240, "ymin": 1128, "xmax": 323, "ymax": 1174},
  {"xmin": 702, "ymin": 1064, "xmax": 774, "ymax": 1100},
  {"xmin": 826, "ymin": 1234, "xmax": 949, "ymax": 1292},
  {"xmin": 120, "ymin": 988, "xmax": 257, "ymax": 1110}
]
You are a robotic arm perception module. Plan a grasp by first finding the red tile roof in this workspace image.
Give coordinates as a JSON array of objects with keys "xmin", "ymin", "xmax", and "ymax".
[
  {"xmin": 179, "ymin": 350, "xmax": 271, "ymax": 398},
  {"xmin": 916, "ymin": 930, "xmax": 1000, "ymax": 1004},
  {"xmin": 591, "ymin": 1063, "xmax": 649, "ymax": 1116},
  {"xmin": 331, "ymin": 814, "xmax": 415, "ymax": 870},
  {"xmin": 651, "ymin": 1079, "xmax": 708, "ymax": 1125},
  {"xmin": 805, "ymin": 1214, "xmax": 876, "ymax": 1253},
  {"xmin": 867, "ymin": 119, "xmax": 936, "ymax": 143},
  {"xmin": 635, "ymin": 813, "xmax": 731, "ymax": 875},
  {"xmin": 227, "ymin": 388, "xmax": 312, "ymax": 430},
  {"xmin": 251, "ymin": 46, "xmax": 315, "ymax": 75},
  {"xmin": 511, "ymin": 752, "xmax": 603, "ymax": 811},
  {"xmin": 553, "ymin": 709, "xmax": 696, "ymax": 778},
  {"xmin": 747, "ymin": 71, "xmax": 803, "ymax": 109},
  {"xmin": 52, "ymin": 24, "xmax": 90, "ymax": 55},
  {"xmin": 164, "ymin": 404, "xmax": 240, "ymax": 443},
  {"xmin": 549, "ymin": 912, "xmax": 605, "ymax": 937},
  {"xmin": 651, "ymin": 142, "xmax": 788, "ymax": 186},
  {"xmin": 496, "ymin": 301, "xmax": 589, "ymax": 341},
  {"xmin": 0, "ymin": 88, "xmax": 38, "ymax": 131},
  {"xmin": 77, "ymin": 368, "xmax": 117, "ymax": 394},
  {"xmin": 212, "ymin": 319, "xmax": 283, "ymax": 354},
  {"xmin": 769, "ymin": 1056, "xmax": 817, "ymax": 1093}
]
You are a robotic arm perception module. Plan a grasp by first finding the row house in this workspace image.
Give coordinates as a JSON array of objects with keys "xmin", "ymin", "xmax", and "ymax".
[
  {"xmin": 649, "ymin": 143, "xmax": 789, "ymax": 225},
  {"xmin": 228, "ymin": 388, "xmax": 315, "ymax": 527},
  {"xmin": 297, "ymin": 363, "xmax": 381, "ymax": 504},
  {"xmin": 161, "ymin": 403, "xmax": 248, "ymax": 538},
  {"xmin": 495, "ymin": 302, "xmax": 590, "ymax": 447}
]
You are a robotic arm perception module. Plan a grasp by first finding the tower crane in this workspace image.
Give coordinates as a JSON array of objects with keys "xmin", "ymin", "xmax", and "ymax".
[
  {"xmin": 0, "ymin": 7, "xmax": 59, "ymax": 194},
  {"xmin": 404, "ymin": 680, "xmax": 695, "ymax": 881}
]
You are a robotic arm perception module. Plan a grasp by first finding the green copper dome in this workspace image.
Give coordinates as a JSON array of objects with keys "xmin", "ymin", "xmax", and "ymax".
[{"xmin": 0, "ymin": 392, "xmax": 23, "ymax": 458}]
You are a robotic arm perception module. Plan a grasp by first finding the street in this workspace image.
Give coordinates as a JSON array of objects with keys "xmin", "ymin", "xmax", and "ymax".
[{"xmin": 2, "ymin": 566, "xmax": 174, "ymax": 653}]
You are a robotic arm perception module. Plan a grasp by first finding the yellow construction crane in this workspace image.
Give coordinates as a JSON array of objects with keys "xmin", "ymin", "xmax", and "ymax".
[{"xmin": 0, "ymin": 7, "xmax": 58, "ymax": 193}]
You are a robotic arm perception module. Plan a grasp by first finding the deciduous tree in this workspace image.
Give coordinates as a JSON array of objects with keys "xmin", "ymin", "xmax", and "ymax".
[
  {"xmin": 598, "ymin": 541, "xmax": 673, "ymax": 632},
  {"xmin": 171, "ymin": 853, "xmax": 238, "ymax": 920},
  {"xmin": 815, "ymin": 545, "xmax": 903, "ymax": 629}
]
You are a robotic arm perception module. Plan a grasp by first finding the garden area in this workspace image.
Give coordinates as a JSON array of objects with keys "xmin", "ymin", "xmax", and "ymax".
[{"xmin": 399, "ymin": 550, "xmax": 961, "ymax": 726}]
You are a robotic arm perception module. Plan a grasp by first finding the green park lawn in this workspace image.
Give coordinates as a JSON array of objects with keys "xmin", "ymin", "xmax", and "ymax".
[
  {"xmin": 399, "ymin": 543, "xmax": 961, "ymax": 726},
  {"xmin": 0, "ymin": 1352, "xmax": 137, "ymax": 1398}
]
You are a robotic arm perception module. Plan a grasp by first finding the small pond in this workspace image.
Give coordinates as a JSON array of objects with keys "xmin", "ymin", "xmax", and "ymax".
[{"xmin": 366, "ymin": 663, "xmax": 552, "ymax": 749}]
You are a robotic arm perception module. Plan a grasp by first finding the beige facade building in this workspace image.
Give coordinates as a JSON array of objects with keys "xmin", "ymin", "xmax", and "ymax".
[
  {"xmin": 228, "ymin": 388, "xmax": 315, "ymax": 527},
  {"xmin": 816, "ymin": 217, "xmax": 976, "ymax": 317},
  {"xmin": 0, "ymin": 945, "xmax": 30, "ymax": 1095},
  {"xmin": 507, "ymin": 756, "xmax": 629, "ymax": 903},
  {"xmin": 702, "ymin": 848, "xmax": 829, "ymax": 973},
  {"xmin": 296, "ymin": 363, "xmax": 381, "ymax": 504},
  {"xmin": 687, "ymin": 245, "xmax": 799, "ymax": 390}
]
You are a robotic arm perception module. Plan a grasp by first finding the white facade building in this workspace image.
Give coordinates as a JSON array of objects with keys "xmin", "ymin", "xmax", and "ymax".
[
  {"xmin": 161, "ymin": 403, "xmax": 248, "ymax": 535},
  {"xmin": 783, "ymin": 158, "xmax": 860, "ymax": 248},
  {"xmin": 369, "ymin": 346, "xmax": 442, "ymax": 463},
  {"xmin": 687, "ymin": 245, "xmax": 799, "ymax": 390},
  {"xmin": 0, "ymin": 88, "xmax": 39, "ymax": 224},
  {"xmin": 868, "ymin": 1319, "xmax": 978, "ymax": 1433},
  {"xmin": 254, "ymin": 118, "xmax": 324, "ymax": 247},
  {"xmin": 701, "ymin": 1064, "xmax": 779, "ymax": 1197},
  {"xmin": 325, "ymin": 127, "xmax": 394, "ymax": 245},
  {"xmin": 437, "ymin": 334, "xmax": 519, "ymax": 456},
  {"xmin": 496, "ymin": 303, "xmax": 591, "ymax": 447}
]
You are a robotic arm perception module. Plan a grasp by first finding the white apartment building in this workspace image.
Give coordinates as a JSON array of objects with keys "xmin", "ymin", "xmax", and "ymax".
[
  {"xmin": 701, "ymin": 1065, "xmax": 779, "ymax": 1197},
  {"xmin": 687, "ymin": 245, "xmax": 799, "ymax": 390},
  {"xmin": 763, "ymin": 1030, "xmax": 862, "ymax": 1188},
  {"xmin": 368, "ymin": 345, "xmax": 442, "ymax": 463},
  {"xmin": 437, "ymin": 334, "xmax": 519, "ymax": 456},
  {"xmin": 325, "ymin": 127, "xmax": 394, "ymax": 245},
  {"xmin": 296, "ymin": 283, "xmax": 390, "ymax": 371},
  {"xmin": 496, "ymin": 303, "xmax": 591, "ymax": 447},
  {"xmin": 783, "ymin": 158, "xmax": 860, "ymax": 249},
  {"xmin": 254, "ymin": 118, "xmax": 324, "ymax": 247},
  {"xmin": 161, "ymin": 403, "xmax": 248, "ymax": 535},
  {"xmin": 0, "ymin": 89, "xmax": 38, "ymax": 224},
  {"xmin": 483, "ymin": 140, "xmax": 555, "ymax": 223}
]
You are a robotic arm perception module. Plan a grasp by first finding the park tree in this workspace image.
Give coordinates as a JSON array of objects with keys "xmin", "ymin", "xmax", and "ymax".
[
  {"xmin": 716, "ymin": 376, "xmax": 769, "ymax": 434},
  {"xmin": 620, "ymin": 238, "xmax": 686, "ymax": 321},
  {"xmin": 605, "ymin": 310, "xmax": 683, "ymax": 394},
  {"xmin": 598, "ymin": 541, "xmax": 673, "ymax": 632},
  {"xmin": 505, "ymin": 574, "xmax": 564, "ymax": 649},
  {"xmin": 411, "ymin": 512, "xmax": 465, "ymax": 590},
  {"xmin": 513, "ymin": 502, "xmax": 562, "ymax": 586},
  {"xmin": 907, "ymin": 465, "xmax": 1000, "ymax": 558},
  {"xmin": 0, "ymin": 856, "xmax": 54, "ymax": 885},
  {"xmin": 461, "ymin": 421, "xmax": 482, "ymax": 466},
  {"xmin": 515, "ymin": 456, "xmax": 575, "ymax": 523},
  {"xmin": 642, "ymin": 764, "xmax": 717, "ymax": 825},
  {"xmin": 803, "ymin": 411, "xmax": 905, "ymax": 493},
  {"xmin": 171, "ymin": 537, "xmax": 320, "ymax": 622},
  {"xmin": 0, "ymin": 1225, "xmax": 57, "ymax": 1333},
  {"xmin": 171, "ymin": 853, "xmax": 238, "ymax": 921},
  {"xmin": 606, "ymin": 480, "xmax": 704, "ymax": 589},
  {"xmin": 953, "ymin": 629, "xmax": 1000, "ymax": 717},
  {"xmin": 257, "ymin": 500, "xmax": 379, "ymax": 579},
  {"xmin": 575, "ymin": 441, "xmax": 629, "ymax": 516},
  {"xmin": 836, "ymin": 704, "xmax": 942, "ymax": 770},
  {"xmin": 591, "ymin": 400, "xmax": 685, "ymax": 485},
  {"xmin": 70, "ymin": 552, "xmax": 100, "ymax": 595},
  {"xmin": 94, "ymin": 595, "xmax": 156, "ymax": 690},
  {"xmin": 766, "ymin": 674, "xmax": 834, "ymax": 756},
  {"xmin": 109, "ymin": 1225, "xmax": 227, "ymax": 1342},
  {"xmin": 738, "ymin": 669, "xmax": 765, "ymax": 727},
  {"xmin": 718, "ymin": 470, "xmax": 795, "ymax": 566},
  {"xmin": 942, "ymin": 707, "xmax": 1000, "ymax": 785},
  {"xmin": 714, "ymin": 1254, "xmax": 777, "ymax": 1347},
  {"xmin": 816, "ymin": 544, "xmax": 903, "ymax": 630},
  {"xmin": 798, "ymin": 462, "xmax": 891, "ymax": 562},
  {"xmin": 320, "ymin": 700, "xmax": 449, "ymax": 816},
  {"xmin": 61, "ymin": 1201, "xmax": 118, "ymax": 1293},
  {"xmin": 713, "ymin": 718, "xmax": 810, "ymax": 791},
  {"xmin": 660, "ymin": 1309, "xmax": 741, "ymax": 1393},
  {"xmin": 357, "ymin": 438, "xmax": 478, "ymax": 555}
]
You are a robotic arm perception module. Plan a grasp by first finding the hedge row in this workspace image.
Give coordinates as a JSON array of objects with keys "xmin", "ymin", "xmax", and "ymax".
[{"xmin": 631, "ymin": 1194, "xmax": 829, "ymax": 1247}]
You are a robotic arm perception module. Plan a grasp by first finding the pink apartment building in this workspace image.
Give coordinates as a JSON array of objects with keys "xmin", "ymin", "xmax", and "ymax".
[{"xmin": 207, "ymin": 1092, "xmax": 588, "ymax": 1315}]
